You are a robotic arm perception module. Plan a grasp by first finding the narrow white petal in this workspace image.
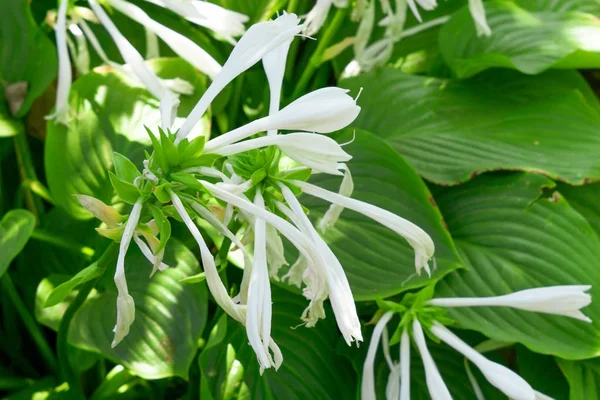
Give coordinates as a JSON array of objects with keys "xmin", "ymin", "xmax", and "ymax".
[
  {"xmin": 292, "ymin": 179, "xmax": 434, "ymax": 275},
  {"xmin": 263, "ymin": 39, "xmax": 293, "ymax": 136},
  {"xmin": 362, "ymin": 311, "xmax": 394, "ymax": 400},
  {"xmin": 400, "ymin": 328, "xmax": 411, "ymax": 400},
  {"xmin": 112, "ymin": 199, "xmax": 143, "ymax": 347},
  {"xmin": 318, "ymin": 165, "xmax": 354, "ymax": 233},
  {"xmin": 303, "ymin": 0, "xmax": 334, "ymax": 36},
  {"xmin": 412, "ymin": 319, "xmax": 452, "ymax": 400},
  {"xmin": 469, "ymin": 0, "xmax": 492, "ymax": 37},
  {"xmin": 431, "ymin": 322, "xmax": 535, "ymax": 400},
  {"xmin": 47, "ymin": 0, "xmax": 72, "ymax": 125},
  {"xmin": 133, "ymin": 235, "xmax": 170, "ymax": 273},
  {"xmin": 382, "ymin": 327, "xmax": 401, "ymax": 400}
]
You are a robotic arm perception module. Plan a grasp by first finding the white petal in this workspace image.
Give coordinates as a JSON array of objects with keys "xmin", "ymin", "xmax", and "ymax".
[
  {"xmin": 362, "ymin": 311, "xmax": 394, "ymax": 400},
  {"xmin": 469, "ymin": 0, "xmax": 492, "ymax": 37},
  {"xmin": 265, "ymin": 223, "xmax": 288, "ymax": 280},
  {"xmin": 176, "ymin": 13, "xmax": 303, "ymax": 141},
  {"xmin": 431, "ymin": 322, "xmax": 535, "ymax": 400},
  {"xmin": 46, "ymin": 0, "xmax": 72, "ymax": 125},
  {"xmin": 74, "ymin": 194, "xmax": 123, "ymax": 227},
  {"xmin": 318, "ymin": 165, "xmax": 354, "ymax": 233},
  {"xmin": 263, "ymin": 39, "xmax": 293, "ymax": 136},
  {"xmin": 112, "ymin": 198, "xmax": 143, "ymax": 347},
  {"xmin": 133, "ymin": 235, "xmax": 170, "ymax": 274},
  {"xmin": 400, "ymin": 328, "xmax": 411, "ymax": 400},
  {"xmin": 412, "ymin": 319, "xmax": 452, "ymax": 400},
  {"xmin": 292, "ymin": 179, "xmax": 435, "ymax": 275},
  {"xmin": 303, "ymin": 0, "xmax": 334, "ymax": 36}
]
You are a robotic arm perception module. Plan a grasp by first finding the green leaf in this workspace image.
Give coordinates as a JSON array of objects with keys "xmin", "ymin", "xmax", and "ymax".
[
  {"xmin": 112, "ymin": 152, "xmax": 141, "ymax": 183},
  {"xmin": 434, "ymin": 173, "xmax": 600, "ymax": 359},
  {"xmin": 170, "ymin": 172, "xmax": 206, "ymax": 192},
  {"xmin": 108, "ymin": 172, "xmax": 141, "ymax": 205},
  {"xmin": 558, "ymin": 357, "xmax": 600, "ymax": 399},
  {"xmin": 43, "ymin": 263, "xmax": 104, "ymax": 308},
  {"xmin": 517, "ymin": 345, "xmax": 570, "ymax": 399},
  {"xmin": 299, "ymin": 129, "xmax": 464, "ymax": 300},
  {"xmin": 179, "ymin": 135, "xmax": 206, "ymax": 161},
  {"xmin": 147, "ymin": 204, "xmax": 171, "ymax": 254},
  {"xmin": 159, "ymin": 128, "xmax": 179, "ymax": 168},
  {"xmin": 0, "ymin": 0, "xmax": 57, "ymax": 116},
  {"xmin": 440, "ymin": 0, "xmax": 600, "ymax": 78},
  {"xmin": 45, "ymin": 58, "xmax": 208, "ymax": 219},
  {"xmin": 69, "ymin": 238, "xmax": 208, "ymax": 379},
  {"xmin": 0, "ymin": 98, "xmax": 24, "ymax": 137},
  {"xmin": 213, "ymin": 0, "xmax": 284, "ymax": 22},
  {"xmin": 199, "ymin": 286, "xmax": 356, "ymax": 400},
  {"xmin": 0, "ymin": 209, "xmax": 35, "ymax": 279},
  {"xmin": 556, "ymin": 181, "xmax": 600, "ymax": 235},
  {"xmin": 342, "ymin": 68, "xmax": 600, "ymax": 185}
]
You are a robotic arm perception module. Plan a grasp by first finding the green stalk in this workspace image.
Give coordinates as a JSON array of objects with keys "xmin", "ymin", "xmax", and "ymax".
[
  {"xmin": 292, "ymin": 7, "xmax": 348, "ymax": 98},
  {"xmin": 1, "ymin": 274, "xmax": 59, "ymax": 376},
  {"xmin": 287, "ymin": 0, "xmax": 300, "ymax": 13},
  {"xmin": 13, "ymin": 133, "xmax": 44, "ymax": 218},
  {"xmin": 56, "ymin": 242, "xmax": 118, "ymax": 399},
  {"xmin": 31, "ymin": 229, "xmax": 95, "ymax": 260}
]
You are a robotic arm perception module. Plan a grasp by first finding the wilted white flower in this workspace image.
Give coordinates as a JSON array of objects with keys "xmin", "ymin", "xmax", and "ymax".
[
  {"xmin": 177, "ymin": 13, "xmax": 304, "ymax": 141},
  {"xmin": 46, "ymin": 0, "xmax": 71, "ymax": 125},
  {"xmin": 428, "ymin": 285, "xmax": 592, "ymax": 322},
  {"xmin": 430, "ymin": 322, "xmax": 536, "ymax": 400}
]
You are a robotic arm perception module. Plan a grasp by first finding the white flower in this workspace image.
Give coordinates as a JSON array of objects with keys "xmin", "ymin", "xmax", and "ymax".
[
  {"xmin": 74, "ymin": 194, "xmax": 124, "ymax": 227},
  {"xmin": 361, "ymin": 311, "xmax": 394, "ymax": 400},
  {"xmin": 430, "ymin": 322, "xmax": 536, "ymax": 400},
  {"xmin": 246, "ymin": 189, "xmax": 277, "ymax": 373},
  {"xmin": 291, "ymin": 179, "xmax": 435, "ymax": 275},
  {"xmin": 46, "ymin": 0, "xmax": 71, "ymax": 125},
  {"xmin": 304, "ymin": 0, "xmax": 334, "ymax": 36},
  {"xmin": 112, "ymin": 198, "xmax": 143, "ymax": 347},
  {"xmin": 469, "ymin": 0, "xmax": 492, "ymax": 37},
  {"xmin": 104, "ymin": 0, "xmax": 222, "ymax": 79},
  {"xmin": 210, "ymin": 132, "xmax": 351, "ymax": 175},
  {"xmin": 400, "ymin": 328, "xmax": 411, "ymax": 400},
  {"xmin": 203, "ymin": 87, "xmax": 361, "ymax": 152},
  {"xmin": 265, "ymin": 224, "xmax": 287, "ymax": 280},
  {"xmin": 277, "ymin": 183, "xmax": 362, "ymax": 344},
  {"xmin": 263, "ymin": 39, "xmax": 293, "ymax": 136},
  {"xmin": 176, "ymin": 13, "xmax": 304, "ymax": 141},
  {"xmin": 412, "ymin": 319, "xmax": 452, "ymax": 400},
  {"xmin": 144, "ymin": 0, "xmax": 248, "ymax": 44},
  {"xmin": 428, "ymin": 285, "xmax": 592, "ymax": 322},
  {"xmin": 318, "ymin": 165, "xmax": 353, "ymax": 233},
  {"xmin": 133, "ymin": 235, "xmax": 169, "ymax": 276},
  {"xmin": 406, "ymin": 0, "xmax": 437, "ymax": 23}
]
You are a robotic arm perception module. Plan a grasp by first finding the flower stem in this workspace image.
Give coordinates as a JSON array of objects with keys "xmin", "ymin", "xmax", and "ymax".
[
  {"xmin": 31, "ymin": 229, "xmax": 95, "ymax": 260},
  {"xmin": 287, "ymin": 0, "xmax": 300, "ymax": 14},
  {"xmin": 57, "ymin": 242, "xmax": 118, "ymax": 399},
  {"xmin": 1, "ymin": 274, "xmax": 59, "ymax": 376},
  {"xmin": 292, "ymin": 7, "xmax": 348, "ymax": 98}
]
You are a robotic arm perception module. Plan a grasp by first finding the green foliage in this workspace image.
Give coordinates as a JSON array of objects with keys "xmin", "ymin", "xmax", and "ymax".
[{"xmin": 0, "ymin": 209, "xmax": 36, "ymax": 278}]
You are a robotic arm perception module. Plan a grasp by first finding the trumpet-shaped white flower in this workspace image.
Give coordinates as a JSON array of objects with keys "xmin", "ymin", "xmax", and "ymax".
[
  {"xmin": 112, "ymin": 199, "xmax": 143, "ymax": 347},
  {"xmin": 412, "ymin": 319, "xmax": 452, "ymax": 400},
  {"xmin": 318, "ymin": 165, "xmax": 353, "ymax": 233},
  {"xmin": 400, "ymin": 328, "xmax": 411, "ymax": 400},
  {"xmin": 430, "ymin": 322, "xmax": 536, "ymax": 400},
  {"xmin": 263, "ymin": 39, "xmax": 293, "ymax": 136},
  {"xmin": 304, "ymin": 0, "xmax": 334, "ymax": 36},
  {"xmin": 74, "ymin": 195, "xmax": 124, "ymax": 227},
  {"xmin": 211, "ymin": 133, "xmax": 351, "ymax": 175},
  {"xmin": 203, "ymin": 87, "xmax": 361, "ymax": 152},
  {"xmin": 46, "ymin": 0, "xmax": 71, "ymax": 125},
  {"xmin": 362, "ymin": 311, "xmax": 394, "ymax": 400},
  {"xmin": 246, "ymin": 190, "xmax": 277, "ymax": 373},
  {"xmin": 469, "ymin": 0, "xmax": 492, "ymax": 37},
  {"xmin": 291, "ymin": 179, "xmax": 434, "ymax": 275},
  {"xmin": 104, "ymin": 0, "xmax": 222, "ymax": 79},
  {"xmin": 428, "ymin": 285, "xmax": 592, "ymax": 322},
  {"xmin": 144, "ymin": 0, "xmax": 248, "ymax": 44},
  {"xmin": 177, "ymin": 13, "xmax": 304, "ymax": 141}
]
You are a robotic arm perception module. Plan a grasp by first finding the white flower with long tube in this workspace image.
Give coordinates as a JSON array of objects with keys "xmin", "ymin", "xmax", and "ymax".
[
  {"xmin": 291, "ymin": 179, "xmax": 434, "ymax": 275},
  {"xmin": 176, "ymin": 13, "xmax": 304, "ymax": 141},
  {"xmin": 430, "ymin": 322, "xmax": 536, "ymax": 400},
  {"xmin": 413, "ymin": 319, "xmax": 453, "ymax": 400},
  {"xmin": 104, "ymin": 0, "xmax": 222, "ymax": 79},
  {"xmin": 46, "ymin": 0, "xmax": 71, "ymax": 125},
  {"xmin": 112, "ymin": 198, "xmax": 143, "ymax": 347},
  {"xmin": 400, "ymin": 328, "xmax": 411, "ymax": 400},
  {"xmin": 428, "ymin": 285, "xmax": 592, "ymax": 322},
  {"xmin": 263, "ymin": 39, "xmax": 293, "ymax": 136},
  {"xmin": 203, "ymin": 87, "xmax": 361, "ymax": 152},
  {"xmin": 304, "ymin": 0, "xmax": 334, "ymax": 36},
  {"xmin": 143, "ymin": 0, "xmax": 248, "ymax": 44},
  {"xmin": 361, "ymin": 311, "xmax": 394, "ymax": 400}
]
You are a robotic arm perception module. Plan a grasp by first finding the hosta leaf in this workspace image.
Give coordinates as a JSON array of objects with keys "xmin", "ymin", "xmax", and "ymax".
[
  {"xmin": 68, "ymin": 238, "xmax": 208, "ymax": 379},
  {"xmin": 45, "ymin": 58, "xmax": 208, "ymax": 219},
  {"xmin": 517, "ymin": 345, "xmax": 570, "ymax": 399},
  {"xmin": 0, "ymin": 209, "xmax": 35, "ymax": 278},
  {"xmin": 434, "ymin": 173, "xmax": 600, "ymax": 359},
  {"xmin": 440, "ymin": 0, "xmax": 600, "ymax": 78},
  {"xmin": 342, "ymin": 68, "xmax": 600, "ymax": 185},
  {"xmin": 0, "ymin": 0, "xmax": 57, "ymax": 116},
  {"xmin": 199, "ymin": 286, "xmax": 356, "ymax": 400},
  {"xmin": 557, "ymin": 357, "xmax": 600, "ymax": 399},
  {"xmin": 556, "ymin": 181, "xmax": 600, "ymax": 235},
  {"xmin": 301, "ymin": 129, "xmax": 463, "ymax": 300}
]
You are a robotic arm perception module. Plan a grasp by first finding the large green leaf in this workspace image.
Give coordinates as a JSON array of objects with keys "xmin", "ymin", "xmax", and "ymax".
[
  {"xmin": 434, "ymin": 173, "xmax": 600, "ymax": 359},
  {"xmin": 516, "ymin": 345, "xmax": 570, "ymax": 399},
  {"xmin": 45, "ymin": 58, "xmax": 208, "ymax": 219},
  {"xmin": 199, "ymin": 286, "xmax": 356, "ymax": 400},
  {"xmin": 0, "ymin": 209, "xmax": 35, "ymax": 279},
  {"xmin": 558, "ymin": 357, "xmax": 600, "ymax": 399},
  {"xmin": 68, "ymin": 238, "xmax": 208, "ymax": 379},
  {"xmin": 440, "ymin": 0, "xmax": 600, "ymax": 78},
  {"xmin": 556, "ymin": 181, "xmax": 600, "ymax": 236},
  {"xmin": 0, "ymin": 0, "xmax": 57, "ymax": 116},
  {"xmin": 342, "ymin": 67, "xmax": 600, "ymax": 185},
  {"xmin": 301, "ymin": 129, "xmax": 463, "ymax": 300}
]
